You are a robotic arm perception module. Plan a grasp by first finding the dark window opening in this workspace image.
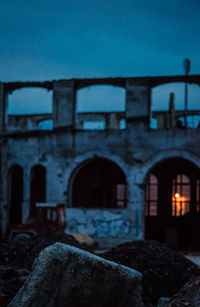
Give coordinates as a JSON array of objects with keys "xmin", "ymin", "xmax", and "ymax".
[
  {"xmin": 145, "ymin": 174, "xmax": 158, "ymax": 216},
  {"xmin": 72, "ymin": 158, "xmax": 127, "ymax": 208},
  {"xmin": 8, "ymin": 165, "xmax": 23, "ymax": 224},
  {"xmin": 30, "ymin": 165, "xmax": 46, "ymax": 218},
  {"xmin": 116, "ymin": 184, "xmax": 128, "ymax": 208}
]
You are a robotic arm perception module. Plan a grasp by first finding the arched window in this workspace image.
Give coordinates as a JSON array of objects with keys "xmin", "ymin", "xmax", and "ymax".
[
  {"xmin": 30, "ymin": 165, "xmax": 46, "ymax": 217},
  {"xmin": 8, "ymin": 165, "xmax": 23, "ymax": 224},
  {"xmin": 72, "ymin": 158, "xmax": 128, "ymax": 208},
  {"xmin": 172, "ymin": 174, "xmax": 191, "ymax": 216}
]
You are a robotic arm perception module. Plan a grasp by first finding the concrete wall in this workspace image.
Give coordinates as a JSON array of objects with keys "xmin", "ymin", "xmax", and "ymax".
[{"xmin": 1, "ymin": 75, "xmax": 200, "ymax": 246}]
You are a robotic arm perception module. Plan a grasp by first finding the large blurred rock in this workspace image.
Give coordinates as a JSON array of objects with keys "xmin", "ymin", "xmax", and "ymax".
[{"xmin": 9, "ymin": 243, "xmax": 144, "ymax": 307}]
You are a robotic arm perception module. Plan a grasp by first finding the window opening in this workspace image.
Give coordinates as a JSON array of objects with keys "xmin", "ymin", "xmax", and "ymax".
[
  {"xmin": 145, "ymin": 174, "xmax": 158, "ymax": 216},
  {"xmin": 119, "ymin": 118, "xmax": 126, "ymax": 130},
  {"xmin": 8, "ymin": 165, "xmax": 23, "ymax": 224},
  {"xmin": 38, "ymin": 119, "xmax": 53, "ymax": 130},
  {"xmin": 172, "ymin": 174, "xmax": 190, "ymax": 216},
  {"xmin": 83, "ymin": 121, "xmax": 105, "ymax": 130},
  {"xmin": 116, "ymin": 184, "xmax": 128, "ymax": 208},
  {"xmin": 72, "ymin": 158, "xmax": 127, "ymax": 208},
  {"xmin": 30, "ymin": 165, "xmax": 46, "ymax": 217}
]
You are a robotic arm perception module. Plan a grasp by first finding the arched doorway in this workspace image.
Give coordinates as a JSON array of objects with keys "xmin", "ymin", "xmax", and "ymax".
[
  {"xmin": 71, "ymin": 158, "xmax": 128, "ymax": 208},
  {"xmin": 145, "ymin": 158, "xmax": 200, "ymax": 250},
  {"xmin": 30, "ymin": 165, "xmax": 46, "ymax": 217},
  {"xmin": 8, "ymin": 165, "xmax": 23, "ymax": 224}
]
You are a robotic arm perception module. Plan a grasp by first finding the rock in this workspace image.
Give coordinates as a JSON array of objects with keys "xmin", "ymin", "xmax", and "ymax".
[
  {"xmin": 157, "ymin": 297, "xmax": 171, "ymax": 307},
  {"xmin": 9, "ymin": 243, "xmax": 144, "ymax": 307},
  {"xmin": 169, "ymin": 276, "xmax": 200, "ymax": 307}
]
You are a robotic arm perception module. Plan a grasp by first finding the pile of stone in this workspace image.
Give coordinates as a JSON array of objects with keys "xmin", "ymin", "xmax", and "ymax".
[
  {"xmin": 1, "ymin": 235, "xmax": 200, "ymax": 306},
  {"xmin": 9, "ymin": 243, "xmax": 144, "ymax": 307},
  {"xmin": 0, "ymin": 232, "xmax": 89, "ymax": 305},
  {"xmin": 101, "ymin": 240, "xmax": 200, "ymax": 306}
]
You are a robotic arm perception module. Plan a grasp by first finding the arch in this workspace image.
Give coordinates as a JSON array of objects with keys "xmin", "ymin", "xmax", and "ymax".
[
  {"xmin": 67, "ymin": 151, "xmax": 130, "ymax": 205},
  {"xmin": 144, "ymin": 157, "xmax": 200, "ymax": 250},
  {"xmin": 152, "ymin": 82, "xmax": 200, "ymax": 111},
  {"xmin": 30, "ymin": 164, "xmax": 46, "ymax": 217},
  {"xmin": 69, "ymin": 157, "xmax": 128, "ymax": 209},
  {"xmin": 8, "ymin": 164, "xmax": 23, "ymax": 224},
  {"xmin": 141, "ymin": 150, "xmax": 200, "ymax": 185},
  {"xmin": 8, "ymin": 87, "xmax": 52, "ymax": 115},
  {"xmin": 76, "ymin": 85, "xmax": 126, "ymax": 113},
  {"xmin": 37, "ymin": 119, "xmax": 53, "ymax": 130}
]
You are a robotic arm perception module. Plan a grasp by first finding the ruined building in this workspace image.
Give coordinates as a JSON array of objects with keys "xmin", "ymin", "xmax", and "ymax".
[{"xmin": 0, "ymin": 75, "xmax": 200, "ymax": 249}]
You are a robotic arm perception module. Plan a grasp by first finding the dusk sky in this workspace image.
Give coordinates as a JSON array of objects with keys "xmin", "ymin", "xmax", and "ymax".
[{"xmin": 1, "ymin": 0, "xmax": 200, "ymax": 114}]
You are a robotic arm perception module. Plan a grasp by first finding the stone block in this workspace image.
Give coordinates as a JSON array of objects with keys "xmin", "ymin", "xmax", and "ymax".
[{"xmin": 9, "ymin": 243, "xmax": 144, "ymax": 307}]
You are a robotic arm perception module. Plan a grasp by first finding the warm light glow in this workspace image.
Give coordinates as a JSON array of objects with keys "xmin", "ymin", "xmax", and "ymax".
[{"xmin": 172, "ymin": 194, "xmax": 189, "ymax": 216}]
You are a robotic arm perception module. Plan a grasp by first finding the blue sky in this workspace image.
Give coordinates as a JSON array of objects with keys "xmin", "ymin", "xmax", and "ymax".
[
  {"xmin": 1, "ymin": 0, "xmax": 200, "ymax": 81},
  {"xmin": 1, "ymin": 0, "xmax": 200, "ymax": 113}
]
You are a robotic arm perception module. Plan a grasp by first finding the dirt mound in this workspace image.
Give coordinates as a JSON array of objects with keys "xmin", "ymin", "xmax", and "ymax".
[
  {"xmin": 102, "ymin": 240, "xmax": 200, "ymax": 306},
  {"xmin": 0, "ymin": 231, "xmax": 87, "ymax": 270}
]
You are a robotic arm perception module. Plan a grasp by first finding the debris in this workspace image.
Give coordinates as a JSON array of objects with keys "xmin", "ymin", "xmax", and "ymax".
[
  {"xmin": 9, "ymin": 243, "xmax": 144, "ymax": 307},
  {"xmin": 101, "ymin": 240, "xmax": 200, "ymax": 306},
  {"xmin": 0, "ymin": 231, "xmax": 89, "ymax": 305},
  {"xmin": 169, "ymin": 276, "xmax": 200, "ymax": 307}
]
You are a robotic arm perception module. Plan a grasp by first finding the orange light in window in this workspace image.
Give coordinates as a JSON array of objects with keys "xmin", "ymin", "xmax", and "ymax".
[{"xmin": 172, "ymin": 194, "xmax": 189, "ymax": 216}]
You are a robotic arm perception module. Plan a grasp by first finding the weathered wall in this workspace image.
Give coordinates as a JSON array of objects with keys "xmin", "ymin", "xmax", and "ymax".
[
  {"xmin": 1, "ymin": 75, "xmax": 200, "ymax": 246},
  {"xmin": 1, "ymin": 126, "xmax": 200, "ymax": 246}
]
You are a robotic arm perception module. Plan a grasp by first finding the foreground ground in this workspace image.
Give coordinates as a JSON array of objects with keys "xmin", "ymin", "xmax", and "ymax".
[{"xmin": 0, "ymin": 232, "xmax": 200, "ymax": 306}]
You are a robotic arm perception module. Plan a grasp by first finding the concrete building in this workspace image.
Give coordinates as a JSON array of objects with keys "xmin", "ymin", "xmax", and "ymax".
[{"xmin": 0, "ymin": 75, "xmax": 200, "ymax": 249}]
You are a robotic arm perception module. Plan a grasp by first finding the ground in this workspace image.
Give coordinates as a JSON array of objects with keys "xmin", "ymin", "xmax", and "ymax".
[{"xmin": 0, "ymin": 233, "xmax": 200, "ymax": 306}]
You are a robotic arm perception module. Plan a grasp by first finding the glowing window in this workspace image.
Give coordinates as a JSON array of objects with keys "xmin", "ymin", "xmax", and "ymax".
[
  {"xmin": 145, "ymin": 174, "xmax": 158, "ymax": 216},
  {"xmin": 172, "ymin": 174, "xmax": 191, "ymax": 216}
]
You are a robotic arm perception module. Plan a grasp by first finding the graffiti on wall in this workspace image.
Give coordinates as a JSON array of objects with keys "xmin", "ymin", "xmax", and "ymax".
[{"xmin": 66, "ymin": 209, "xmax": 132, "ymax": 238}]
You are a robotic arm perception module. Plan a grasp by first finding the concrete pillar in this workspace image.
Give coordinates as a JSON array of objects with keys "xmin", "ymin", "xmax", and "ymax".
[
  {"xmin": 53, "ymin": 80, "xmax": 75, "ymax": 129},
  {"xmin": 126, "ymin": 79, "xmax": 150, "ymax": 130},
  {"xmin": 132, "ymin": 182, "xmax": 145, "ymax": 240},
  {"xmin": 108, "ymin": 113, "xmax": 118, "ymax": 129},
  {"xmin": 22, "ymin": 167, "xmax": 30, "ymax": 223},
  {"xmin": 0, "ymin": 83, "xmax": 7, "ymax": 132}
]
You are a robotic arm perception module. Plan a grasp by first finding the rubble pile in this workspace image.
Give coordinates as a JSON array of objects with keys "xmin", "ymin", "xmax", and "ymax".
[
  {"xmin": 0, "ymin": 232, "xmax": 88, "ymax": 306},
  {"xmin": 0, "ymin": 236, "xmax": 200, "ymax": 306},
  {"xmin": 102, "ymin": 240, "xmax": 200, "ymax": 306},
  {"xmin": 9, "ymin": 243, "xmax": 144, "ymax": 307},
  {"xmin": 169, "ymin": 276, "xmax": 200, "ymax": 306},
  {"xmin": 0, "ymin": 231, "xmax": 87, "ymax": 270}
]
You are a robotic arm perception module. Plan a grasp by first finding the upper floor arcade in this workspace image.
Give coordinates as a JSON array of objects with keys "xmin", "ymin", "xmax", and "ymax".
[{"xmin": 0, "ymin": 74, "xmax": 199, "ymax": 135}]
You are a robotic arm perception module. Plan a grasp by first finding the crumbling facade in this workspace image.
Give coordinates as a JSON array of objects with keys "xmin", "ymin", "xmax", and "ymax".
[{"xmin": 0, "ymin": 75, "xmax": 200, "ymax": 248}]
